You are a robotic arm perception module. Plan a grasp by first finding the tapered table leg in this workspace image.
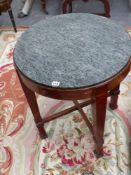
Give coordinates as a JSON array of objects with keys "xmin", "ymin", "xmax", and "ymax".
[
  {"xmin": 92, "ymin": 92, "xmax": 107, "ymax": 157},
  {"xmin": 109, "ymin": 85, "xmax": 120, "ymax": 110},
  {"xmin": 16, "ymin": 72, "xmax": 47, "ymax": 139}
]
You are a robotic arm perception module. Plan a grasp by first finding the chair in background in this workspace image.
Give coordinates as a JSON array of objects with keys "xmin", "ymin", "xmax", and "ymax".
[
  {"xmin": 62, "ymin": 0, "xmax": 110, "ymax": 17},
  {"xmin": 0, "ymin": 0, "xmax": 17, "ymax": 32}
]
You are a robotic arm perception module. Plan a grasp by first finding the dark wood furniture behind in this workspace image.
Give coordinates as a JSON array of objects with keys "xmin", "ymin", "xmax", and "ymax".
[
  {"xmin": 39, "ymin": 0, "xmax": 110, "ymax": 17},
  {"xmin": 0, "ymin": 0, "xmax": 17, "ymax": 32},
  {"xmin": 62, "ymin": 0, "xmax": 110, "ymax": 17},
  {"xmin": 40, "ymin": 0, "xmax": 48, "ymax": 14}
]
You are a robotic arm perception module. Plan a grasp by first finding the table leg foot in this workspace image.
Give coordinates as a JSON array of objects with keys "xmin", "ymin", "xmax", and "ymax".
[
  {"xmin": 36, "ymin": 122, "xmax": 48, "ymax": 139},
  {"xmin": 36, "ymin": 123, "xmax": 48, "ymax": 139},
  {"xmin": 94, "ymin": 149, "xmax": 103, "ymax": 158}
]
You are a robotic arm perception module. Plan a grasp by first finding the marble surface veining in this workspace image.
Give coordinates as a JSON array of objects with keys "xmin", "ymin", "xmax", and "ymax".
[{"xmin": 14, "ymin": 13, "xmax": 131, "ymax": 88}]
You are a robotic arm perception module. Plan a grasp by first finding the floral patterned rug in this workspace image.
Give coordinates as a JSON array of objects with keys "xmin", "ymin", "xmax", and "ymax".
[{"xmin": 0, "ymin": 28, "xmax": 131, "ymax": 175}]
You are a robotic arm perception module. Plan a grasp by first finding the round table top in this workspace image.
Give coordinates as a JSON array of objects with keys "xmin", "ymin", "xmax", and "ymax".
[{"xmin": 14, "ymin": 13, "xmax": 131, "ymax": 89}]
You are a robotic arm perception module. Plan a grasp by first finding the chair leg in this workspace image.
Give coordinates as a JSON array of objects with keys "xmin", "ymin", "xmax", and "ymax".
[
  {"xmin": 41, "ymin": 0, "xmax": 48, "ymax": 14},
  {"xmin": 63, "ymin": 0, "xmax": 73, "ymax": 14},
  {"xmin": 8, "ymin": 7, "xmax": 17, "ymax": 32},
  {"xmin": 98, "ymin": 0, "xmax": 110, "ymax": 17}
]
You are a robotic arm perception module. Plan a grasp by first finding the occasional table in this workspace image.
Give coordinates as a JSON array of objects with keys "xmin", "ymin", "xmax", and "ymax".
[{"xmin": 13, "ymin": 13, "xmax": 131, "ymax": 156}]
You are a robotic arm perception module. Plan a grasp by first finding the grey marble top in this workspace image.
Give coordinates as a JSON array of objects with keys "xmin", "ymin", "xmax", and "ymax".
[{"xmin": 14, "ymin": 13, "xmax": 131, "ymax": 88}]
